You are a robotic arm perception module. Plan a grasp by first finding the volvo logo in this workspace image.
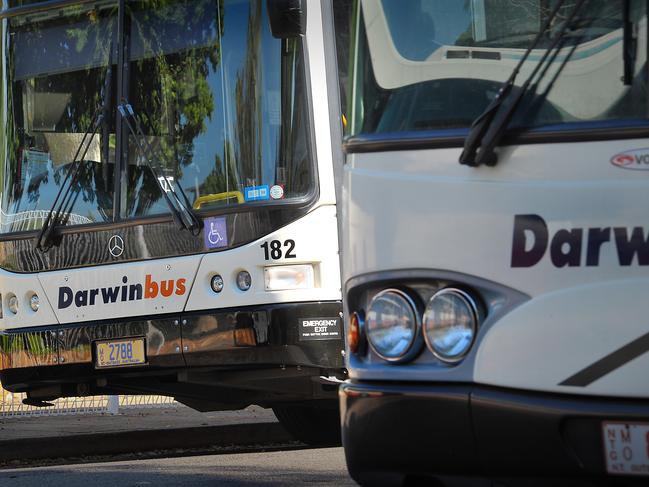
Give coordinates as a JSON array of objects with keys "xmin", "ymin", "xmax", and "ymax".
[
  {"xmin": 611, "ymin": 148, "xmax": 649, "ymax": 170},
  {"xmin": 108, "ymin": 235, "xmax": 125, "ymax": 258}
]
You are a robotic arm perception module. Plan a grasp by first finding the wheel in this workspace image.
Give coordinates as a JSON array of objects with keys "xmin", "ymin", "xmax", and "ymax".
[{"xmin": 272, "ymin": 402, "xmax": 341, "ymax": 446}]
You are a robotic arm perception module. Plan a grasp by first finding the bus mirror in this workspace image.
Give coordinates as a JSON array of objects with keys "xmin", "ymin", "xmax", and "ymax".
[{"xmin": 267, "ymin": 0, "xmax": 305, "ymax": 38}]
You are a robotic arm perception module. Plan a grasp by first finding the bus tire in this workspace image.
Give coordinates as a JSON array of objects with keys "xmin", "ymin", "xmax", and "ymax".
[{"xmin": 272, "ymin": 403, "xmax": 341, "ymax": 446}]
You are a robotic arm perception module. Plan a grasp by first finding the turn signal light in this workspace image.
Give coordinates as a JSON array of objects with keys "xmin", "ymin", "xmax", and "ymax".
[
  {"xmin": 264, "ymin": 264, "xmax": 314, "ymax": 291},
  {"xmin": 348, "ymin": 311, "xmax": 363, "ymax": 354}
]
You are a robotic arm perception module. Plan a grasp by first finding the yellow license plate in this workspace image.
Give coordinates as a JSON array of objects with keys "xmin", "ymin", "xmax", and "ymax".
[{"xmin": 95, "ymin": 338, "xmax": 146, "ymax": 368}]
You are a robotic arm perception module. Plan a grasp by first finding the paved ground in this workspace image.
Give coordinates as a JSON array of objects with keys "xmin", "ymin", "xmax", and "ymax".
[
  {"xmin": 0, "ymin": 404, "xmax": 276, "ymax": 440},
  {"xmin": 0, "ymin": 405, "xmax": 298, "ymax": 467},
  {"xmin": 0, "ymin": 447, "xmax": 354, "ymax": 486}
]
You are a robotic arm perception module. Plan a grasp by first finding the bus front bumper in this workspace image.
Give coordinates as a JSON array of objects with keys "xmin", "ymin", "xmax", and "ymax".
[
  {"xmin": 340, "ymin": 381, "xmax": 649, "ymax": 485},
  {"xmin": 0, "ymin": 301, "xmax": 344, "ymax": 407}
]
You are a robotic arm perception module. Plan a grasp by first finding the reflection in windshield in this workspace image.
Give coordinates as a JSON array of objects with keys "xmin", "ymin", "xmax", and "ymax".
[
  {"xmin": 0, "ymin": 0, "xmax": 313, "ymax": 234},
  {"xmin": 124, "ymin": 0, "xmax": 312, "ymax": 219},
  {"xmin": 336, "ymin": 0, "xmax": 648, "ymax": 137},
  {"xmin": 1, "ymin": 1, "xmax": 117, "ymax": 233}
]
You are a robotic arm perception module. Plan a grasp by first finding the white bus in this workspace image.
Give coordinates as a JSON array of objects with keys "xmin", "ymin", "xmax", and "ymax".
[
  {"xmin": 335, "ymin": 0, "xmax": 649, "ymax": 484},
  {"xmin": 0, "ymin": 0, "xmax": 344, "ymax": 443}
]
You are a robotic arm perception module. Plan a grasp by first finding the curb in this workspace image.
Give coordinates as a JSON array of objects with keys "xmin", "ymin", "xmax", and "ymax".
[{"xmin": 0, "ymin": 422, "xmax": 294, "ymax": 463}]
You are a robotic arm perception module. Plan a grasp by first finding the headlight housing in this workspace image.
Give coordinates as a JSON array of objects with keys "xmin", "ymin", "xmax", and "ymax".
[
  {"xmin": 423, "ymin": 288, "xmax": 480, "ymax": 363},
  {"xmin": 366, "ymin": 289, "xmax": 420, "ymax": 362}
]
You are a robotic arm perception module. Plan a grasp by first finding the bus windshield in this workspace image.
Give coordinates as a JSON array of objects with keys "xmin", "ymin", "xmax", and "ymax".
[
  {"xmin": 338, "ymin": 0, "xmax": 648, "ymax": 137},
  {"xmin": 0, "ymin": 0, "xmax": 313, "ymax": 234}
]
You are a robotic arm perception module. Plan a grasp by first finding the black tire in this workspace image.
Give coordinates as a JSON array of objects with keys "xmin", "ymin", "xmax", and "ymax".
[{"xmin": 272, "ymin": 402, "xmax": 341, "ymax": 446}]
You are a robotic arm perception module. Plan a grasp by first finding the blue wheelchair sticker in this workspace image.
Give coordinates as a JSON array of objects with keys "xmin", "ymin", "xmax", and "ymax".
[
  {"xmin": 204, "ymin": 217, "xmax": 228, "ymax": 249},
  {"xmin": 244, "ymin": 185, "xmax": 270, "ymax": 202}
]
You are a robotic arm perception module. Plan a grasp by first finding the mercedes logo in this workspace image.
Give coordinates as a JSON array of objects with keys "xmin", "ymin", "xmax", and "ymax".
[{"xmin": 108, "ymin": 235, "xmax": 125, "ymax": 258}]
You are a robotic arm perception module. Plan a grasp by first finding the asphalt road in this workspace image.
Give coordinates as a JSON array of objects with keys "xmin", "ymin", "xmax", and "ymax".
[{"xmin": 0, "ymin": 447, "xmax": 356, "ymax": 486}]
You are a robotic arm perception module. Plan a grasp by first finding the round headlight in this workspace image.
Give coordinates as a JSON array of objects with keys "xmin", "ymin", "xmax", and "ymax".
[
  {"xmin": 423, "ymin": 288, "xmax": 479, "ymax": 363},
  {"xmin": 366, "ymin": 289, "xmax": 419, "ymax": 362},
  {"xmin": 7, "ymin": 294, "xmax": 18, "ymax": 315},
  {"xmin": 210, "ymin": 274, "xmax": 224, "ymax": 293},
  {"xmin": 236, "ymin": 270, "xmax": 252, "ymax": 291},
  {"xmin": 29, "ymin": 294, "xmax": 40, "ymax": 312}
]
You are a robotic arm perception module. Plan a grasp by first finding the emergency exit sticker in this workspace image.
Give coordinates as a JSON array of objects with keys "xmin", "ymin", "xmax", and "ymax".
[{"xmin": 299, "ymin": 317, "xmax": 341, "ymax": 341}]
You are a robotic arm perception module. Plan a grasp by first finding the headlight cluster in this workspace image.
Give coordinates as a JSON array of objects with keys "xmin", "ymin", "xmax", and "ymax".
[
  {"xmin": 2, "ymin": 292, "xmax": 41, "ymax": 315},
  {"xmin": 355, "ymin": 287, "xmax": 481, "ymax": 364}
]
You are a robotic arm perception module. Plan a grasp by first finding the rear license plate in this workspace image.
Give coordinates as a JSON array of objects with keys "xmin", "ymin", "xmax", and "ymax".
[
  {"xmin": 603, "ymin": 422, "xmax": 649, "ymax": 476},
  {"xmin": 95, "ymin": 338, "xmax": 146, "ymax": 368}
]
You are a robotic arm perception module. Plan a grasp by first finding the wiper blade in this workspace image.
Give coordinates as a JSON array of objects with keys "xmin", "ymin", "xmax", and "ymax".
[
  {"xmin": 35, "ymin": 110, "xmax": 103, "ymax": 251},
  {"xmin": 472, "ymin": 0, "xmax": 586, "ymax": 167},
  {"xmin": 117, "ymin": 101, "xmax": 201, "ymax": 235},
  {"xmin": 623, "ymin": 0, "xmax": 637, "ymax": 85},
  {"xmin": 36, "ymin": 45, "xmax": 114, "ymax": 251},
  {"xmin": 459, "ymin": 0, "xmax": 572, "ymax": 167}
]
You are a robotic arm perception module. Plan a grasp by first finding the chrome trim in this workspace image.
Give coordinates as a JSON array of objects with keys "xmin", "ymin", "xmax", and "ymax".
[
  {"xmin": 366, "ymin": 288, "xmax": 423, "ymax": 364},
  {"xmin": 0, "ymin": 318, "xmax": 184, "ymax": 371},
  {"xmin": 423, "ymin": 288, "xmax": 481, "ymax": 364},
  {"xmin": 315, "ymin": 375, "xmax": 345, "ymax": 385},
  {"xmin": 0, "ymin": 329, "xmax": 58, "ymax": 368}
]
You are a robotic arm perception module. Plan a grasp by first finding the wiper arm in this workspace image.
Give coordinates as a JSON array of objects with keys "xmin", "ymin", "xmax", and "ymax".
[
  {"xmin": 36, "ymin": 46, "xmax": 114, "ymax": 251},
  {"xmin": 459, "ymin": 0, "xmax": 569, "ymax": 167},
  {"xmin": 472, "ymin": 0, "xmax": 587, "ymax": 167},
  {"xmin": 623, "ymin": 0, "xmax": 637, "ymax": 85},
  {"xmin": 35, "ymin": 110, "xmax": 103, "ymax": 251},
  {"xmin": 117, "ymin": 101, "xmax": 201, "ymax": 235}
]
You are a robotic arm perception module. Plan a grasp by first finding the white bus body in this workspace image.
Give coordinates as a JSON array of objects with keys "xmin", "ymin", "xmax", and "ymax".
[
  {"xmin": 336, "ymin": 0, "xmax": 649, "ymax": 483},
  {"xmin": 0, "ymin": 0, "xmax": 344, "ymax": 443}
]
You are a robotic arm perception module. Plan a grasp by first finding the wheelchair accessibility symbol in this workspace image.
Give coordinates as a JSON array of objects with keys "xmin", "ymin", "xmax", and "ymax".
[{"xmin": 204, "ymin": 217, "xmax": 228, "ymax": 249}]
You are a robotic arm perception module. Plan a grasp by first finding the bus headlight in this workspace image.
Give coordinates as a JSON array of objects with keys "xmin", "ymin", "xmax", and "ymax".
[
  {"xmin": 7, "ymin": 294, "xmax": 18, "ymax": 315},
  {"xmin": 423, "ymin": 288, "xmax": 479, "ymax": 363},
  {"xmin": 210, "ymin": 274, "xmax": 224, "ymax": 293},
  {"xmin": 29, "ymin": 294, "xmax": 40, "ymax": 312},
  {"xmin": 236, "ymin": 270, "xmax": 252, "ymax": 291},
  {"xmin": 366, "ymin": 289, "xmax": 420, "ymax": 362}
]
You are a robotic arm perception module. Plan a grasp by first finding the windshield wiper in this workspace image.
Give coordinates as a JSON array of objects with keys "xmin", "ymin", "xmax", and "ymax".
[
  {"xmin": 117, "ymin": 101, "xmax": 201, "ymax": 235},
  {"xmin": 36, "ymin": 47, "xmax": 114, "ymax": 251},
  {"xmin": 623, "ymin": 0, "xmax": 637, "ymax": 85},
  {"xmin": 35, "ymin": 109, "xmax": 104, "ymax": 251},
  {"xmin": 459, "ymin": 0, "xmax": 588, "ymax": 167}
]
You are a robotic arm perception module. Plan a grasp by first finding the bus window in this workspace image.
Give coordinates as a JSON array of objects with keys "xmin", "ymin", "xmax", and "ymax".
[
  {"xmin": 123, "ymin": 0, "xmax": 313, "ymax": 218},
  {"xmin": 341, "ymin": 0, "xmax": 648, "ymax": 137},
  {"xmin": 1, "ymin": 0, "xmax": 117, "ymax": 233}
]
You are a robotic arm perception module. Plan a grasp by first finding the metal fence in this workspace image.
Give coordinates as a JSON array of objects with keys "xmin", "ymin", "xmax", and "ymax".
[
  {"xmin": 0, "ymin": 209, "xmax": 92, "ymax": 233},
  {"xmin": 0, "ymin": 388, "xmax": 176, "ymax": 417}
]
